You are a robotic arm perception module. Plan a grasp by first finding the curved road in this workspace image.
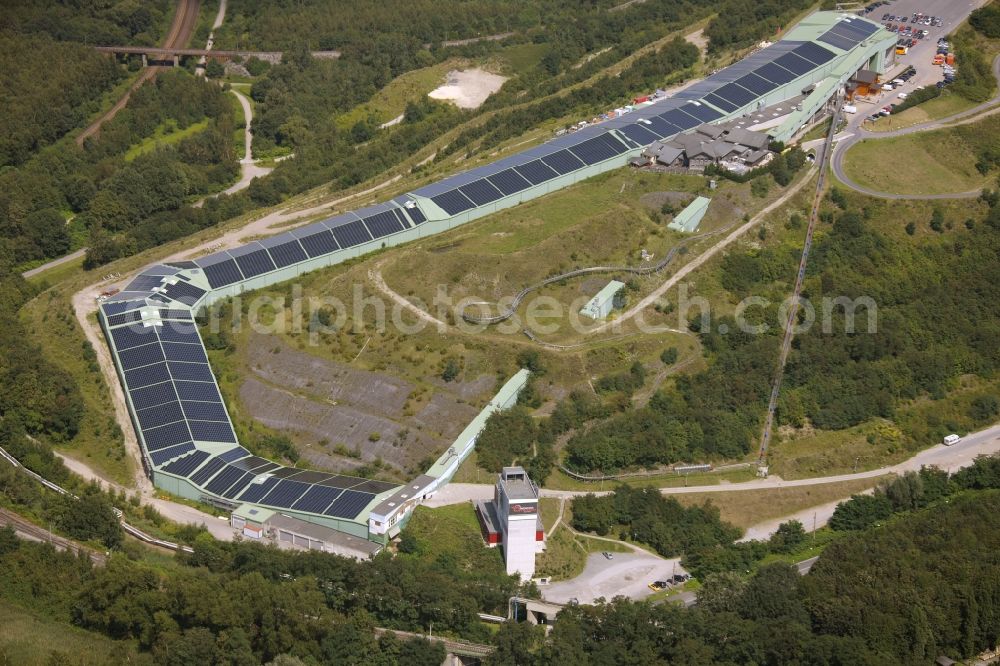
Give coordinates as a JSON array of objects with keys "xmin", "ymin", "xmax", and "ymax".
[{"xmin": 831, "ymin": 54, "xmax": 1000, "ymax": 200}]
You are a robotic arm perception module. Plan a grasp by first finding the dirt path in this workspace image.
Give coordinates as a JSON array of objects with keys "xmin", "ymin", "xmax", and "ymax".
[
  {"xmin": 369, "ymin": 257, "xmax": 448, "ymax": 329},
  {"xmin": 587, "ymin": 168, "xmax": 818, "ymax": 335},
  {"xmin": 195, "ymin": 0, "xmax": 227, "ymax": 75},
  {"xmin": 21, "ymin": 248, "xmax": 86, "ymax": 279},
  {"xmin": 76, "ymin": 0, "xmax": 201, "ymax": 145}
]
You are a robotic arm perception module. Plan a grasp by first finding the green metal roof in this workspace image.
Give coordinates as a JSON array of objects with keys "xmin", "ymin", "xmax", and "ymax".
[{"xmin": 669, "ymin": 196, "xmax": 711, "ymax": 233}]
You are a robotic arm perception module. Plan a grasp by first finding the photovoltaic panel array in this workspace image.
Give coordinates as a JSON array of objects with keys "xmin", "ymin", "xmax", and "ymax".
[
  {"xmin": 459, "ymin": 179, "xmax": 505, "ymax": 206},
  {"xmin": 713, "ymin": 82, "xmax": 758, "ymax": 108},
  {"xmin": 150, "ymin": 443, "xmax": 195, "ymax": 465},
  {"xmin": 161, "ymin": 449, "xmax": 210, "ymax": 477},
  {"xmin": 404, "ymin": 206, "xmax": 426, "ymax": 224},
  {"xmin": 159, "ymin": 281, "xmax": 205, "ymax": 306},
  {"xmin": 329, "ymin": 220, "xmax": 372, "ymax": 248},
  {"xmin": 703, "ymin": 93, "xmax": 739, "ymax": 113},
  {"xmin": 515, "ymin": 160, "xmax": 559, "ymax": 186},
  {"xmin": 267, "ymin": 239, "xmax": 308, "ymax": 268},
  {"xmin": 298, "ymin": 229, "xmax": 339, "ymax": 258},
  {"xmin": 325, "ymin": 489, "xmax": 374, "ymax": 519},
  {"xmin": 363, "ymin": 210, "xmax": 405, "ymax": 238},
  {"xmin": 792, "ymin": 42, "xmax": 836, "ymax": 67},
  {"xmin": 754, "ymin": 62, "xmax": 797, "ymax": 86},
  {"xmin": 233, "ymin": 248, "xmax": 276, "ymax": 279},
  {"xmin": 431, "ymin": 189, "xmax": 476, "ymax": 215},
  {"xmin": 660, "ymin": 109, "xmax": 700, "ymax": 131},
  {"xmin": 679, "ymin": 103, "xmax": 721, "ymax": 123},
  {"xmin": 734, "ymin": 72, "xmax": 776, "ymax": 96},
  {"xmin": 773, "ymin": 52, "xmax": 815, "ymax": 76},
  {"xmin": 202, "ymin": 258, "xmax": 244, "ymax": 289},
  {"xmin": 541, "ymin": 150, "xmax": 584, "ymax": 175},
  {"xmin": 487, "ymin": 168, "xmax": 532, "ymax": 196}
]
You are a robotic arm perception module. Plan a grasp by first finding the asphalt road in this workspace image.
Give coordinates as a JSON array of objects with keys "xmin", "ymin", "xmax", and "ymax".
[{"xmin": 831, "ymin": 0, "xmax": 1000, "ymax": 199}]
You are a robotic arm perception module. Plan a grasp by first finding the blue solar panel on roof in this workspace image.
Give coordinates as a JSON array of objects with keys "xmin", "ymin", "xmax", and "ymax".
[
  {"xmin": 182, "ymin": 400, "xmax": 229, "ymax": 422},
  {"xmin": 330, "ymin": 220, "xmax": 373, "ymax": 248},
  {"xmin": 830, "ymin": 20, "xmax": 873, "ymax": 41},
  {"xmin": 150, "ymin": 442, "xmax": 195, "ymax": 466},
  {"xmin": 392, "ymin": 209, "xmax": 409, "ymax": 228},
  {"xmin": 233, "ymin": 248, "xmax": 276, "ymax": 279},
  {"xmin": 793, "ymin": 42, "xmax": 836, "ymax": 66},
  {"xmin": 167, "ymin": 361, "xmax": 214, "ymax": 382},
  {"xmin": 204, "ymin": 465, "xmax": 244, "ymax": 495},
  {"xmin": 189, "ymin": 420, "xmax": 237, "ymax": 443},
  {"xmin": 680, "ymin": 102, "xmax": 722, "ymax": 123},
  {"xmin": 487, "ymin": 168, "xmax": 532, "ymax": 196},
  {"xmin": 160, "ymin": 309, "xmax": 192, "ymax": 320},
  {"xmin": 262, "ymin": 479, "xmax": 311, "ymax": 508},
  {"xmin": 349, "ymin": 478, "xmax": 399, "ymax": 494},
  {"xmin": 431, "ymin": 189, "xmax": 476, "ymax": 216},
  {"xmin": 515, "ymin": 160, "xmax": 558, "ymax": 185},
  {"xmin": 363, "ymin": 210, "xmax": 404, "ymax": 239},
  {"xmin": 137, "ymin": 400, "xmax": 184, "ymax": 430},
  {"xmin": 162, "ymin": 342, "xmax": 208, "ymax": 364},
  {"xmin": 661, "ymin": 109, "xmax": 701, "ymax": 131},
  {"xmin": 143, "ymin": 420, "xmax": 192, "ymax": 451},
  {"xmin": 148, "ymin": 294, "xmax": 170, "ymax": 304},
  {"xmin": 156, "ymin": 323, "xmax": 199, "ymax": 344},
  {"xmin": 598, "ymin": 132, "xmax": 629, "ymax": 154},
  {"xmin": 541, "ymin": 149, "xmax": 585, "ymax": 175},
  {"xmin": 190, "ymin": 456, "xmax": 226, "ymax": 485},
  {"xmin": 219, "ymin": 446, "xmax": 250, "ymax": 463},
  {"xmin": 845, "ymin": 18, "xmax": 879, "ymax": 37},
  {"xmin": 292, "ymin": 485, "xmax": 343, "ymax": 514},
  {"xmin": 714, "ymin": 82, "xmax": 759, "ymax": 108},
  {"xmin": 202, "ymin": 259, "xmax": 244, "ymax": 289},
  {"xmin": 618, "ymin": 123, "xmax": 660, "ymax": 145},
  {"xmin": 174, "ymin": 380, "xmax": 223, "ymax": 402},
  {"xmin": 101, "ymin": 301, "xmax": 132, "ymax": 316},
  {"xmin": 774, "ymin": 52, "xmax": 814, "ymax": 76},
  {"xmin": 119, "ymin": 342, "xmax": 165, "ymax": 371},
  {"xmin": 267, "ymin": 239, "xmax": 308, "ymax": 268},
  {"xmin": 111, "ymin": 325, "xmax": 158, "ymax": 351},
  {"xmin": 569, "ymin": 135, "xmax": 621, "ymax": 165},
  {"xmin": 221, "ymin": 472, "xmax": 255, "ymax": 499},
  {"xmin": 107, "ymin": 311, "xmax": 143, "ymax": 327},
  {"xmin": 818, "ymin": 32, "xmax": 855, "ymax": 51},
  {"xmin": 299, "ymin": 230, "xmax": 339, "ymax": 258},
  {"xmin": 754, "ymin": 62, "xmax": 797, "ymax": 86},
  {"xmin": 638, "ymin": 116, "xmax": 676, "ymax": 138},
  {"xmin": 324, "ymin": 489, "xmax": 374, "ymax": 519},
  {"xmin": 160, "ymin": 449, "xmax": 210, "ymax": 476},
  {"xmin": 130, "ymin": 381, "xmax": 177, "ymax": 410},
  {"xmin": 404, "ymin": 205, "xmax": 426, "ymax": 224},
  {"xmin": 702, "ymin": 93, "xmax": 739, "ymax": 113},
  {"xmin": 459, "ymin": 179, "xmax": 505, "ymax": 206},
  {"xmin": 238, "ymin": 476, "xmax": 280, "ymax": 503},
  {"xmin": 734, "ymin": 72, "xmax": 776, "ymax": 97},
  {"xmin": 125, "ymin": 275, "xmax": 164, "ymax": 292},
  {"xmin": 160, "ymin": 281, "xmax": 205, "ymax": 306},
  {"xmin": 125, "ymin": 362, "xmax": 171, "ymax": 389}
]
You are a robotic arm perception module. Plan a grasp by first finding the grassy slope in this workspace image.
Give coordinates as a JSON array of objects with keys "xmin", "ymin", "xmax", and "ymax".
[
  {"xmin": 335, "ymin": 60, "xmax": 466, "ymax": 130},
  {"xmin": 672, "ymin": 476, "xmax": 887, "ymax": 529},
  {"xmin": 0, "ymin": 598, "xmax": 147, "ymax": 666},
  {"xmin": 124, "ymin": 118, "xmax": 209, "ymax": 160},
  {"xmin": 841, "ymin": 115, "xmax": 996, "ymax": 195}
]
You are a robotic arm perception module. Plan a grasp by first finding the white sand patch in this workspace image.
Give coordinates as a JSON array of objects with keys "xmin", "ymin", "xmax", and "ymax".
[{"xmin": 428, "ymin": 68, "xmax": 508, "ymax": 109}]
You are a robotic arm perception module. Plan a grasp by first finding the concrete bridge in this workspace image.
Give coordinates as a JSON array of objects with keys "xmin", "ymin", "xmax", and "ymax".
[{"xmin": 93, "ymin": 46, "xmax": 341, "ymax": 67}]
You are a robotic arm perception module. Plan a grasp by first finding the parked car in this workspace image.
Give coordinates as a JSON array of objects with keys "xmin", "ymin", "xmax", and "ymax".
[
  {"xmin": 648, "ymin": 580, "xmax": 669, "ymax": 591},
  {"xmin": 602, "ymin": 551, "xmax": 613, "ymax": 560}
]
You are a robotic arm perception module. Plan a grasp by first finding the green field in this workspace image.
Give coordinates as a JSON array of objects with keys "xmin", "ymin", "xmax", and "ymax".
[
  {"xmin": 124, "ymin": 118, "xmax": 209, "ymax": 161},
  {"xmin": 336, "ymin": 60, "xmax": 465, "ymax": 130},
  {"xmin": 0, "ymin": 598, "xmax": 147, "ymax": 666},
  {"xmin": 841, "ymin": 116, "xmax": 996, "ymax": 195},
  {"xmin": 867, "ymin": 92, "xmax": 976, "ymax": 132}
]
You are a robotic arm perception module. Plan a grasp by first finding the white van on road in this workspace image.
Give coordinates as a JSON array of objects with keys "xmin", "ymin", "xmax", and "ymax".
[{"xmin": 943, "ymin": 433, "xmax": 960, "ymax": 446}]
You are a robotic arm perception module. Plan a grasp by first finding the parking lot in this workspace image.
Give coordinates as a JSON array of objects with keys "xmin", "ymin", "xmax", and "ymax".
[{"xmin": 848, "ymin": 0, "xmax": 991, "ymax": 122}]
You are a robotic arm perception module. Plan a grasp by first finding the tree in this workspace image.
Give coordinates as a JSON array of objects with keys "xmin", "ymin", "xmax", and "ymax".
[
  {"xmin": 205, "ymin": 59, "xmax": 225, "ymax": 79},
  {"xmin": 697, "ymin": 571, "xmax": 748, "ymax": 612},
  {"xmin": 441, "ymin": 357, "xmax": 460, "ymax": 382},
  {"xmin": 970, "ymin": 394, "xmax": 999, "ymax": 422},
  {"xmin": 829, "ymin": 494, "xmax": 894, "ymax": 531},
  {"xmin": 660, "ymin": 347, "xmax": 679, "ymax": 365},
  {"xmin": 768, "ymin": 520, "xmax": 806, "ymax": 554}
]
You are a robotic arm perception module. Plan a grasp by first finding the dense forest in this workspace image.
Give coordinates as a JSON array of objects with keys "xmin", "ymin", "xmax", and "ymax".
[
  {"xmin": 489, "ymin": 486, "xmax": 1000, "ymax": 665},
  {"xmin": 5, "ymin": 465, "xmax": 1000, "ymax": 664},
  {"xmin": 704, "ymin": 0, "xmax": 817, "ymax": 52}
]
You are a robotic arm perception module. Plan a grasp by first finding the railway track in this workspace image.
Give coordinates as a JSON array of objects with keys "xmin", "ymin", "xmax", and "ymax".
[
  {"xmin": 0, "ymin": 506, "xmax": 107, "ymax": 565},
  {"xmin": 76, "ymin": 0, "xmax": 201, "ymax": 146},
  {"xmin": 757, "ymin": 103, "xmax": 842, "ymax": 462}
]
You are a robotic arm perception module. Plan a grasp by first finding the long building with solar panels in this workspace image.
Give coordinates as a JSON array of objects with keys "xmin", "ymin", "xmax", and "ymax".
[{"xmin": 97, "ymin": 12, "xmax": 895, "ymax": 547}]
